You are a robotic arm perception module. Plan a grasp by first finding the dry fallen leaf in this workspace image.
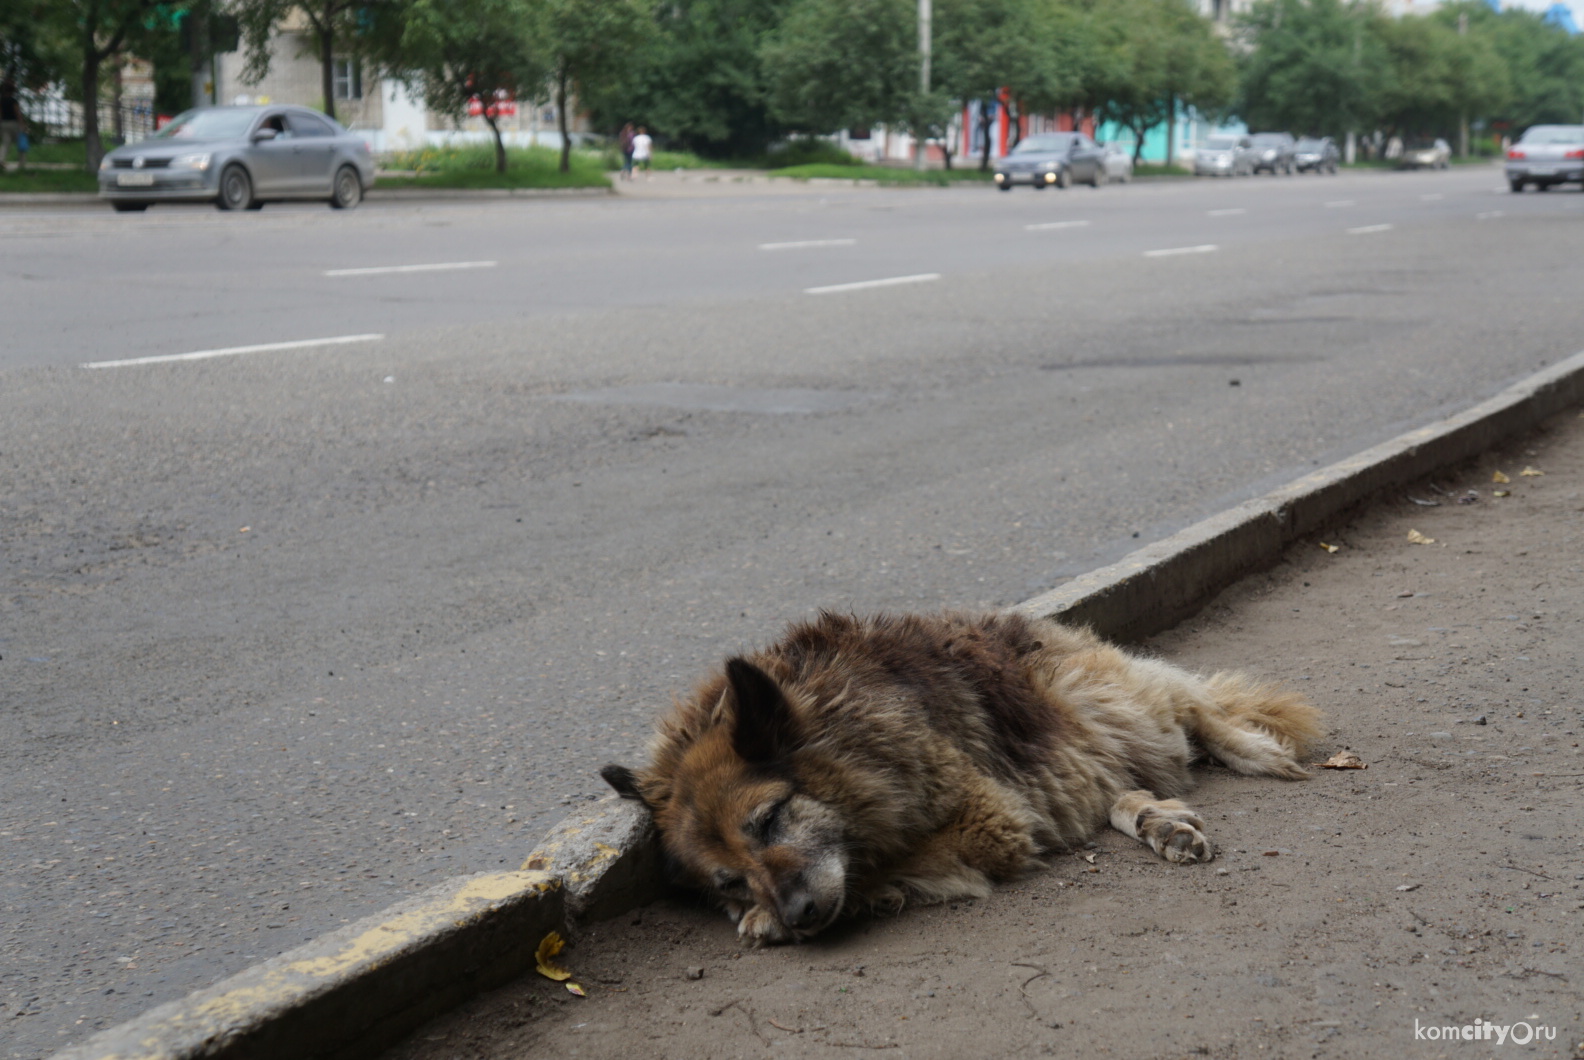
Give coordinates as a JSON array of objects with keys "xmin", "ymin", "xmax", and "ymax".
[
  {"xmin": 1081, "ymin": 852, "xmax": 1096, "ymax": 864},
  {"xmin": 1519, "ymin": 466, "xmax": 1544, "ymax": 477},
  {"xmin": 565, "ymin": 982, "xmax": 587, "ymax": 997},
  {"xmin": 1493, "ymin": 490, "xmax": 1511, "ymax": 498},
  {"xmin": 535, "ymin": 931, "xmax": 572, "ymax": 982},
  {"xmin": 1319, "ymin": 750, "xmax": 1367, "ymax": 770},
  {"xmin": 1395, "ymin": 883, "xmax": 1421, "ymax": 892},
  {"xmin": 1319, "ymin": 542, "xmax": 1340, "ymax": 553},
  {"xmin": 1492, "ymin": 470, "xmax": 1510, "ymax": 484},
  {"xmin": 1406, "ymin": 529, "xmax": 1435, "ymax": 544}
]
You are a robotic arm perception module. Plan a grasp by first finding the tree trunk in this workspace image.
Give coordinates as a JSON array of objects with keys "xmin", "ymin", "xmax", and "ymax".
[
  {"xmin": 978, "ymin": 101, "xmax": 993, "ymax": 171},
  {"xmin": 556, "ymin": 66, "xmax": 571, "ymax": 173},
  {"xmin": 319, "ymin": 16, "xmax": 336, "ymax": 121},
  {"xmin": 83, "ymin": 39, "xmax": 104, "ymax": 171},
  {"xmin": 1165, "ymin": 94, "xmax": 1175, "ymax": 169},
  {"xmin": 485, "ymin": 113, "xmax": 506, "ymax": 173}
]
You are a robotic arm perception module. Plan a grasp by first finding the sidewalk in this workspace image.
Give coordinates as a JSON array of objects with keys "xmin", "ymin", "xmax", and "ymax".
[{"xmin": 384, "ymin": 408, "xmax": 1584, "ymax": 1060}]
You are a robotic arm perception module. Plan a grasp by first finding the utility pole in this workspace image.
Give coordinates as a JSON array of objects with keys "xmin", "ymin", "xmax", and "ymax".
[{"xmin": 916, "ymin": 0, "xmax": 931, "ymax": 171}]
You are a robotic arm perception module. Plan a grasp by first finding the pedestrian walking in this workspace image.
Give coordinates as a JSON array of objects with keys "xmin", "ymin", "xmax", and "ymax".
[
  {"xmin": 0, "ymin": 81, "xmax": 26, "ymax": 173},
  {"xmin": 618, "ymin": 122, "xmax": 635, "ymax": 181},
  {"xmin": 632, "ymin": 126, "xmax": 652, "ymax": 178}
]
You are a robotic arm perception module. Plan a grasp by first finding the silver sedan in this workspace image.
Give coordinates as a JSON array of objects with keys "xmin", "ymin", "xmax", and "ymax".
[{"xmin": 97, "ymin": 104, "xmax": 376, "ymax": 213}]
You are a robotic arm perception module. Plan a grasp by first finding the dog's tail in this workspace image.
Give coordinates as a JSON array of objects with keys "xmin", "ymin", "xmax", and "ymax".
[{"xmin": 1189, "ymin": 672, "xmax": 1323, "ymax": 780}]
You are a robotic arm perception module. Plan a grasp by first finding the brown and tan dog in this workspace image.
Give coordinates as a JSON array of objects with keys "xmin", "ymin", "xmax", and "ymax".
[{"xmin": 601, "ymin": 610, "xmax": 1321, "ymax": 944}]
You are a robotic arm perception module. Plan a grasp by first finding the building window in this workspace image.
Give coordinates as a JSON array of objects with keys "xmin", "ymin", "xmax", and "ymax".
[{"xmin": 333, "ymin": 59, "xmax": 362, "ymax": 101}]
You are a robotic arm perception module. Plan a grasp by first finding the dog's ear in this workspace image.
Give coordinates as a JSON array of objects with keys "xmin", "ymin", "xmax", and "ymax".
[
  {"xmin": 601, "ymin": 764, "xmax": 647, "ymax": 802},
  {"xmin": 725, "ymin": 657, "xmax": 797, "ymax": 766}
]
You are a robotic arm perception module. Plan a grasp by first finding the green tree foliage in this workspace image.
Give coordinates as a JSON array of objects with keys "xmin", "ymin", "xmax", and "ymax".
[
  {"xmin": 541, "ymin": 0, "xmax": 651, "ymax": 171},
  {"xmin": 365, "ymin": 0, "xmax": 548, "ymax": 172},
  {"xmin": 235, "ymin": 0, "xmax": 370, "ymax": 122},
  {"xmin": 1237, "ymin": 0, "xmax": 1388, "ymax": 137},
  {"xmin": 1468, "ymin": 2, "xmax": 1584, "ymax": 131},
  {"xmin": 581, "ymin": 0, "xmax": 792, "ymax": 158},
  {"xmin": 1086, "ymin": 0, "xmax": 1232, "ymax": 160},
  {"xmin": 759, "ymin": 0, "xmax": 916, "ymax": 135},
  {"xmin": 1374, "ymin": 10, "xmax": 1509, "ymax": 138}
]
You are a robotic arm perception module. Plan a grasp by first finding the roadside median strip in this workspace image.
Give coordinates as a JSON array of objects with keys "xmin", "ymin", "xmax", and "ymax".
[{"xmin": 49, "ymin": 349, "xmax": 1584, "ymax": 1060}]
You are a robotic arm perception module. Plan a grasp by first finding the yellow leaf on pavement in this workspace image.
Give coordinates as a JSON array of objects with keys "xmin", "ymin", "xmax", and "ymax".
[
  {"xmin": 535, "ymin": 931, "xmax": 572, "ymax": 982},
  {"xmin": 566, "ymin": 982, "xmax": 587, "ymax": 997},
  {"xmin": 1492, "ymin": 470, "xmax": 1510, "ymax": 483},
  {"xmin": 1319, "ymin": 542, "xmax": 1340, "ymax": 553},
  {"xmin": 1519, "ymin": 466, "xmax": 1543, "ymax": 477},
  {"xmin": 1319, "ymin": 750, "xmax": 1367, "ymax": 769},
  {"xmin": 1406, "ymin": 530, "xmax": 1435, "ymax": 544}
]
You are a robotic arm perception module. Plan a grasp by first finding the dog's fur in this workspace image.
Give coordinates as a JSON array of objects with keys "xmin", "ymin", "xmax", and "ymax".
[{"xmin": 601, "ymin": 610, "xmax": 1321, "ymax": 944}]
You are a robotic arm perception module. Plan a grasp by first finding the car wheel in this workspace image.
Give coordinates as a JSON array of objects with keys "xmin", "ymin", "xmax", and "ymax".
[
  {"xmin": 1054, "ymin": 167, "xmax": 1071, "ymax": 189},
  {"xmin": 997, "ymin": 182, "xmax": 1012, "ymax": 192},
  {"xmin": 1091, "ymin": 167, "xmax": 1106, "ymax": 188},
  {"xmin": 216, "ymin": 164, "xmax": 254, "ymax": 211},
  {"xmin": 1538, "ymin": 181, "xmax": 1552, "ymax": 192},
  {"xmin": 1510, "ymin": 178, "xmax": 1525, "ymax": 193},
  {"xmin": 1031, "ymin": 179, "xmax": 1046, "ymax": 190},
  {"xmin": 111, "ymin": 202, "xmax": 148, "ymax": 213},
  {"xmin": 330, "ymin": 165, "xmax": 362, "ymax": 210}
]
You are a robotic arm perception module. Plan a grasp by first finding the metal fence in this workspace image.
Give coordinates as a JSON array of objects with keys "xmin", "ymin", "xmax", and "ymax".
[{"xmin": 20, "ymin": 89, "xmax": 157, "ymax": 145}]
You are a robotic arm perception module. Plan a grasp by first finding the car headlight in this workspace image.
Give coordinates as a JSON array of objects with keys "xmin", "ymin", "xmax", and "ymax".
[{"xmin": 174, "ymin": 152, "xmax": 212, "ymax": 171}]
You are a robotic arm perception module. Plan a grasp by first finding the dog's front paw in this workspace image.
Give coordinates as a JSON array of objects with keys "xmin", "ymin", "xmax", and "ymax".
[
  {"xmin": 1139, "ymin": 808, "xmax": 1213, "ymax": 864},
  {"xmin": 737, "ymin": 904, "xmax": 792, "ymax": 945}
]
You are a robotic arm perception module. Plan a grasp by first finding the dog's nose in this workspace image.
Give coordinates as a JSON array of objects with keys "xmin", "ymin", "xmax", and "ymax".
[{"xmin": 780, "ymin": 890, "xmax": 821, "ymax": 930}]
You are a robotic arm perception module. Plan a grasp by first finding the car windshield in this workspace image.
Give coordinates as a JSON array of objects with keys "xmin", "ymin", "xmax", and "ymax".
[
  {"xmin": 1520, "ymin": 126, "xmax": 1584, "ymax": 144},
  {"xmin": 1204, "ymin": 138, "xmax": 1238, "ymax": 150},
  {"xmin": 1405, "ymin": 141, "xmax": 1441, "ymax": 150},
  {"xmin": 1294, "ymin": 139, "xmax": 1325, "ymax": 150},
  {"xmin": 152, "ymin": 108, "xmax": 257, "ymax": 141},
  {"xmin": 1250, "ymin": 134, "xmax": 1286, "ymax": 145},
  {"xmin": 1012, "ymin": 134, "xmax": 1075, "ymax": 155}
]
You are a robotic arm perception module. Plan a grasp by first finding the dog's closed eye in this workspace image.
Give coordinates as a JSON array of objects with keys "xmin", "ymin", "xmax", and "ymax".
[{"xmin": 742, "ymin": 797, "xmax": 790, "ymax": 843}]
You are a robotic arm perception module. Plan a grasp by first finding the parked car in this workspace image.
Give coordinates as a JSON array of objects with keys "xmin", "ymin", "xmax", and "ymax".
[
  {"xmin": 993, "ymin": 132, "xmax": 1108, "ymax": 190},
  {"xmin": 1396, "ymin": 138, "xmax": 1451, "ymax": 170},
  {"xmin": 1192, "ymin": 136, "xmax": 1254, "ymax": 177},
  {"xmin": 1292, "ymin": 136, "xmax": 1340, "ymax": 173},
  {"xmin": 1100, "ymin": 141, "xmax": 1134, "ymax": 183},
  {"xmin": 1505, "ymin": 124, "xmax": 1584, "ymax": 191},
  {"xmin": 98, "ymin": 104, "xmax": 376, "ymax": 213},
  {"xmin": 1248, "ymin": 132, "xmax": 1296, "ymax": 174}
]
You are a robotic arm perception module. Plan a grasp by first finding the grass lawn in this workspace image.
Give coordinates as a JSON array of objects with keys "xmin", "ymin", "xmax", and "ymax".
[
  {"xmin": 1133, "ymin": 163, "xmax": 1191, "ymax": 177},
  {"xmin": 771, "ymin": 163, "xmax": 994, "ymax": 185},
  {"xmin": 377, "ymin": 143, "xmax": 610, "ymax": 189},
  {"xmin": 0, "ymin": 168, "xmax": 97, "ymax": 193}
]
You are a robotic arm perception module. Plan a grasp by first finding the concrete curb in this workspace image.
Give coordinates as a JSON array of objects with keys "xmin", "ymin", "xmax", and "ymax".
[{"xmin": 50, "ymin": 351, "xmax": 1584, "ymax": 1060}]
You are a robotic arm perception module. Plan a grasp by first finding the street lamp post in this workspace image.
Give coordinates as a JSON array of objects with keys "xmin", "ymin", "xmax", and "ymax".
[{"xmin": 916, "ymin": 0, "xmax": 931, "ymax": 171}]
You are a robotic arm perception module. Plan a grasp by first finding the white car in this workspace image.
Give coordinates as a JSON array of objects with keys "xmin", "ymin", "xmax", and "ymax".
[
  {"xmin": 1100, "ymin": 142, "xmax": 1134, "ymax": 183},
  {"xmin": 1506, "ymin": 125, "xmax": 1584, "ymax": 191}
]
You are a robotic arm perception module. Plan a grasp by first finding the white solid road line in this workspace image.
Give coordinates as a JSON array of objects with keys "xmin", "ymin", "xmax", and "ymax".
[
  {"xmin": 1324, "ymin": 199, "xmax": 1357, "ymax": 207},
  {"xmin": 1346, "ymin": 224, "xmax": 1394, "ymax": 235},
  {"xmin": 324, "ymin": 261, "xmax": 497, "ymax": 277},
  {"xmin": 759, "ymin": 239, "xmax": 857, "ymax": 250},
  {"xmin": 1143, "ymin": 244, "xmax": 1218, "ymax": 258},
  {"xmin": 805, "ymin": 273, "xmax": 941, "ymax": 295},
  {"xmin": 1206, "ymin": 208, "xmax": 1247, "ymax": 216},
  {"xmin": 82, "ymin": 333, "xmax": 384, "ymax": 370},
  {"xmin": 1024, "ymin": 220, "xmax": 1091, "ymax": 231}
]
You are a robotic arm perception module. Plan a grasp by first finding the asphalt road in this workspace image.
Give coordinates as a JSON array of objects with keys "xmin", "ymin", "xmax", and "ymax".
[{"xmin": 3, "ymin": 164, "xmax": 1582, "ymax": 1057}]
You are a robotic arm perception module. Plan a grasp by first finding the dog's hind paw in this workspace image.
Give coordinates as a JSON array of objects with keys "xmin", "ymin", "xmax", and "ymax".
[
  {"xmin": 737, "ymin": 904, "xmax": 792, "ymax": 945},
  {"xmin": 1139, "ymin": 807, "xmax": 1213, "ymax": 864}
]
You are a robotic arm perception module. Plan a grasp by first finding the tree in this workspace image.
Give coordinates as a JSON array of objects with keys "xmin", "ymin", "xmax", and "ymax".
[
  {"xmin": 35, "ymin": 0, "xmax": 184, "ymax": 169},
  {"xmin": 541, "ymin": 0, "xmax": 651, "ymax": 172},
  {"xmin": 1237, "ymin": 0, "xmax": 1388, "ymax": 139},
  {"xmin": 759, "ymin": 0, "xmax": 917, "ymax": 135},
  {"xmin": 1473, "ymin": 2, "xmax": 1584, "ymax": 132},
  {"xmin": 581, "ymin": 0, "xmax": 792, "ymax": 159},
  {"xmin": 366, "ymin": 0, "xmax": 548, "ymax": 172},
  {"xmin": 235, "ymin": 0, "xmax": 371, "ymax": 122},
  {"xmin": 1375, "ymin": 11, "xmax": 1508, "ymax": 144}
]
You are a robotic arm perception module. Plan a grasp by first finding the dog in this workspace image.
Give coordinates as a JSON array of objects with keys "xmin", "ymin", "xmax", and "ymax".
[{"xmin": 601, "ymin": 609, "xmax": 1321, "ymax": 944}]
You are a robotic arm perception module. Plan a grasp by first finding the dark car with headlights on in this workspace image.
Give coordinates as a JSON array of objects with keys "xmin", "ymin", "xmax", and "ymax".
[
  {"xmin": 993, "ymin": 132, "xmax": 1107, "ymax": 190},
  {"xmin": 1506, "ymin": 125, "xmax": 1584, "ymax": 191},
  {"xmin": 98, "ymin": 104, "xmax": 375, "ymax": 212},
  {"xmin": 1292, "ymin": 136, "xmax": 1339, "ymax": 173},
  {"xmin": 1248, "ymin": 132, "xmax": 1296, "ymax": 174}
]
